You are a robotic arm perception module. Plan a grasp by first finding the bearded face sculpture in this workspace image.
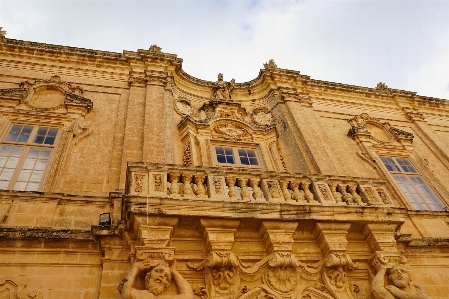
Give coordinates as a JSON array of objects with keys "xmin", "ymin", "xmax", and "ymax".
[
  {"xmin": 145, "ymin": 264, "xmax": 172, "ymax": 295},
  {"xmin": 388, "ymin": 265, "xmax": 411, "ymax": 289}
]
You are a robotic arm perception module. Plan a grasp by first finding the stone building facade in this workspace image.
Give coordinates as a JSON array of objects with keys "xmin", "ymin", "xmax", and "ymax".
[{"xmin": 0, "ymin": 31, "xmax": 448, "ymax": 299}]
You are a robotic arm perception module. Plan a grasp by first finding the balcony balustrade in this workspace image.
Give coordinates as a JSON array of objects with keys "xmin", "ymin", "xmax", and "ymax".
[{"xmin": 126, "ymin": 162, "xmax": 394, "ymax": 208}]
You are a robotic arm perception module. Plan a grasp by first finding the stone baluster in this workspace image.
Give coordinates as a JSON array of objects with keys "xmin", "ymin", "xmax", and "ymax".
[
  {"xmin": 337, "ymin": 184, "xmax": 353, "ymax": 204},
  {"xmin": 289, "ymin": 181, "xmax": 305, "ymax": 203},
  {"xmin": 301, "ymin": 181, "xmax": 316, "ymax": 203},
  {"xmin": 194, "ymin": 175, "xmax": 207, "ymax": 198},
  {"xmin": 237, "ymin": 177, "xmax": 251, "ymax": 201},
  {"xmin": 225, "ymin": 177, "xmax": 238, "ymax": 200},
  {"xmin": 182, "ymin": 174, "xmax": 194, "ymax": 197},
  {"xmin": 249, "ymin": 178, "xmax": 263, "ymax": 201},
  {"xmin": 279, "ymin": 180, "xmax": 292, "ymax": 201},
  {"xmin": 169, "ymin": 173, "xmax": 180, "ymax": 196},
  {"xmin": 348, "ymin": 183, "xmax": 363, "ymax": 205},
  {"xmin": 328, "ymin": 182, "xmax": 343, "ymax": 203}
]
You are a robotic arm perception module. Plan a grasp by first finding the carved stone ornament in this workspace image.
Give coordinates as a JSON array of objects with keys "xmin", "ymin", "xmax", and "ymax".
[
  {"xmin": 149, "ymin": 44, "xmax": 162, "ymax": 53},
  {"xmin": 176, "ymin": 99, "xmax": 196, "ymax": 116},
  {"xmin": 0, "ymin": 27, "xmax": 6, "ymax": 38},
  {"xmin": 375, "ymin": 82, "xmax": 389, "ymax": 90},
  {"xmin": 118, "ymin": 257, "xmax": 193, "ymax": 299},
  {"xmin": 321, "ymin": 253, "xmax": 357, "ymax": 299},
  {"xmin": 252, "ymin": 108, "xmax": 273, "ymax": 127},
  {"xmin": 371, "ymin": 261, "xmax": 431, "ymax": 299},
  {"xmin": 0, "ymin": 276, "xmax": 43, "ymax": 299},
  {"xmin": 212, "ymin": 73, "xmax": 235, "ymax": 101},
  {"xmin": 0, "ymin": 75, "xmax": 93, "ymax": 114},
  {"xmin": 263, "ymin": 59, "xmax": 278, "ymax": 69},
  {"xmin": 402, "ymin": 107, "xmax": 425, "ymax": 121},
  {"xmin": 188, "ymin": 252, "xmax": 241, "ymax": 299},
  {"xmin": 347, "ymin": 113, "xmax": 414, "ymax": 145}
]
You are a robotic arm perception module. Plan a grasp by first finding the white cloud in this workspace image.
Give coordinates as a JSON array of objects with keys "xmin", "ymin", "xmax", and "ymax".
[{"xmin": 0, "ymin": 0, "xmax": 448, "ymax": 99}]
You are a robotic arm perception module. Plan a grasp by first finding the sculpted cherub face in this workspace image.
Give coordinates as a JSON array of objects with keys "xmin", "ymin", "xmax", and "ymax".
[
  {"xmin": 145, "ymin": 264, "xmax": 172, "ymax": 295},
  {"xmin": 388, "ymin": 265, "xmax": 411, "ymax": 288}
]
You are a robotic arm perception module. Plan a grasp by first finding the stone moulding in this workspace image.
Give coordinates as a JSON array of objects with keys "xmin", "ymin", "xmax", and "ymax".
[
  {"xmin": 2, "ymin": 37, "xmax": 445, "ymax": 106},
  {"xmin": 0, "ymin": 227, "xmax": 94, "ymax": 240}
]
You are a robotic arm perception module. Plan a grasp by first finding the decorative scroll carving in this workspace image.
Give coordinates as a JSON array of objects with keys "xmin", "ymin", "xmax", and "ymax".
[
  {"xmin": 188, "ymin": 252, "xmax": 241, "ymax": 299},
  {"xmin": 321, "ymin": 253, "xmax": 357, "ymax": 299},
  {"xmin": 0, "ymin": 276, "xmax": 43, "ymax": 299},
  {"xmin": 347, "ymin": 113, "xmax": 414, "ymax": 145},
  {"xmin": 176, "ymin": 99, "xmax": 195, "ymax": 116}
]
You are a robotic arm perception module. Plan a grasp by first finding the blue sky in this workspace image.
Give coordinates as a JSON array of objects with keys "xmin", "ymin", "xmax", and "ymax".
[{"xmin": 1, "ymin": 0, "xmax": 449, "ymax": 99}]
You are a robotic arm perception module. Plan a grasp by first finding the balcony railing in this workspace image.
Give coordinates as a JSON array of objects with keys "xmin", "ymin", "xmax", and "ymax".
[{"xmin": 126, "ymin": 162, "xmax": 395, "ymax": 208}]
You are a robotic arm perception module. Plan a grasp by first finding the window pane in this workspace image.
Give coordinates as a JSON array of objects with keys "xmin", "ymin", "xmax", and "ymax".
[
  {"xmin": 393, "ymin": 175, "xmax": 427, "ymax": 210},
  {"xmin": 48, "ymin": 128, "xmax": 58, "ymax": 137},
  {"xmin": 12, "ymin": 148, "xmax": 50, "ymax": 192},
  {"xmin": 33, "ymin": 127, "xmax": 58, "ymax": 145},
  {"xmin": 5, "ymin": 125, "xmax": 33, "ymax": 143},
  {"xmin": 396, "ymin": 158, "xmax": 417, "ymax": 173},
  {"xmin": 238, "ymin": 149, "xmax": 259, "ymax": 166},
  {"xmin": 216, "ymin": 147, "xmax": 235, "ymax": 164},
  {"xmin": 249, "ymin": 158, "xmax": 259, "ymax": 165},
  {"xmin": 380, "ymin": 157, "xmax": 401, "ymax": 172},
  {"xmin": 240, "ymin": 157, "xmax": 249, "ymax": 165}
]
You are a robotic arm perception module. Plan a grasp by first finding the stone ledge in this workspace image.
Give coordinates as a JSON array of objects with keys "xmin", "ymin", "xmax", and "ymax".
[{"xmin": 0, "ymin": 227, "xmax": 94, "ymax": 240}]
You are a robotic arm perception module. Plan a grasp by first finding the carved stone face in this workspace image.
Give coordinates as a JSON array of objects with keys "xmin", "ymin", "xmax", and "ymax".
[
  {"xmin": 388, "ymin": 265, "xmax": 411, "ymax": 289},
  {"xmin": 145, "ymin": 265, "xmax": 172, "ymax": 295}
]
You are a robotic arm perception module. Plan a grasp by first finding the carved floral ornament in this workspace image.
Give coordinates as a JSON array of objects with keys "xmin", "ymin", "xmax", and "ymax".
[
  {"xmin": 186, "ymin": 251, "xmax": 360, "ymax": 299},
  {"xmin": 0, "ymin": 75, "xmax": 93, "ymax": 114},
  {"xmin": 347, "ymin": 113, "xmax": 414, "ymax": 146}
]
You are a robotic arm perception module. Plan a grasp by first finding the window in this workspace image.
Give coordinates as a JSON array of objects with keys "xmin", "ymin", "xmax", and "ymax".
[
  {"xmin": 0, "ymin": 124, "xmax": 59, "ymax": 191},
  {"xmin": 214, "ymin": 146, "xmax": 261, "ymax": 167},
  {"xmin": 380, "ymin": 157, "xmax": 445, "ymax": 211}
]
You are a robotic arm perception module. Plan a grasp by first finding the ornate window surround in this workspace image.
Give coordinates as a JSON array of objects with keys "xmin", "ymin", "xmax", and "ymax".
[
  {"xmin": 347, "ymin": 113, "xmax": 449, "ymax": 211},
  {"xmin": 176, "ymin": 99, "xmax": 283, "ymax": 171},
  {"xmin": 0, "ymin": 75, "xmax": 93, "ymax": 192}
]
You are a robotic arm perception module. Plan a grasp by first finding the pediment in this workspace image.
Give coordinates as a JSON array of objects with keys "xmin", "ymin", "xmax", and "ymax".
[
  {"xmin": 347, "ymin": 113, "xmax": 414, "ymax": 148},
  {"xmin": 0, "ymin": 75, "xmax": 93, "ymax": 114},
  {"xmin": 177, "ymin": 99, "xmax": 276, "ymax": 134}
]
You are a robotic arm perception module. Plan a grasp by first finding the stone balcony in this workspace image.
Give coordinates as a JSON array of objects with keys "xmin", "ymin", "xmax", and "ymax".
[{"xmin": 125, "ymin": 162, "xmax": 395, "ymax": 209}]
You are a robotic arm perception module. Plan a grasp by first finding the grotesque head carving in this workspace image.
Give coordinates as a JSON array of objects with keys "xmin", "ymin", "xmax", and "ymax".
[
  {"xmin": 388, "ymin": 265, "xmax": 411, "ymax": 289},
  {"xmin": 144, "ymin": 264, "xmax": 172, "ymax": 295}
]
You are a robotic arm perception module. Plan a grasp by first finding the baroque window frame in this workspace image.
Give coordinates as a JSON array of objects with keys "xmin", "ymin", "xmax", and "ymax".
[
  {"xmin": 177, "ymin": 100, "xmax": 283, "ymax": 172},
  {"xmin": 347, "ymin": 113, "xmax": 449, "ymax": 211},
  {"xmin": 0, "ymin": 75, "xmax": 93, "ymax": 193}
]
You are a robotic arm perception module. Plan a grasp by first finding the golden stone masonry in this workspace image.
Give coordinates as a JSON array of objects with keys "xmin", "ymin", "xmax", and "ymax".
[{"xmin": 0, "ymin": 28, "xmax": 448, "ymax": 298}]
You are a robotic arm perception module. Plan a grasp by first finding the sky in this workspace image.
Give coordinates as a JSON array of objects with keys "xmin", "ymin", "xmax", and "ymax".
[{"xmin": 0, "ymin": 0, "xmax": 449, "ymax": 99}]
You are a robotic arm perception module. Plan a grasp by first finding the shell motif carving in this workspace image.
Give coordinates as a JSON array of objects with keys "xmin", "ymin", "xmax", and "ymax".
[{"xmin": 265, "ymin": 266, "xmax": 298, "ymax": 294}]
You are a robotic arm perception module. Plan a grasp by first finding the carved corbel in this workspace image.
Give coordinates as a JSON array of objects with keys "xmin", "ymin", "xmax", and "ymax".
[
  {"xmin": 131, "ymin": 216, "xmax": 179, "ymax": 263},
  {"xmin": 313, "ymin": 222, "xmax": 357, "ymax": 299},
  {"xmin": 188, "ymin": 219, "xmax": 241, "ymax": 299}
]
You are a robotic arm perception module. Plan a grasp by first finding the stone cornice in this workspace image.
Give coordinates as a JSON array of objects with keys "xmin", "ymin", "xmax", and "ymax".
[
  {"xmin": 1, "ymin": 38, "xmax": 447, "ymax": 106},
  {"xmin": 0, "ymin": 227, "xmax": 94, "ymax": 240}
]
